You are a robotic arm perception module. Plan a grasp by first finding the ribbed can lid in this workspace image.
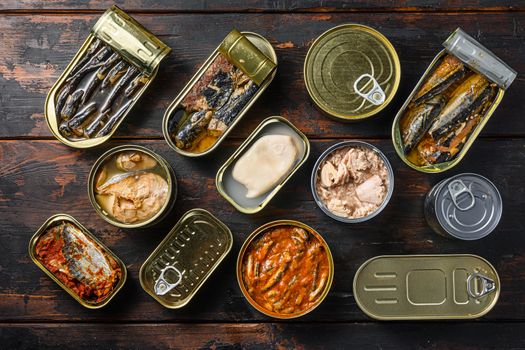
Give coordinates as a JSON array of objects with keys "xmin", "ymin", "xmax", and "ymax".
[{"xmin": 435, "ymin": 173, "xmax": 502, "ymax": 240}]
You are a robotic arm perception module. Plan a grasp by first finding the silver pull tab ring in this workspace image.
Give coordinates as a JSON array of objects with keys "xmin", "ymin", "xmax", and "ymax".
[
  {"xmin": 447, "ymin": 179, "xmax": 476, "ymax": 211},
  {"xmin": 353, "ymin": 74, "xmax": 385, "ymax": 105},
  {"xmin": 467, "ymin": 273, "xmax": 496, "ymax": 298},
  {"xmin": 154, "ymin": 266, "xmax": 184, "ymax": 296}
]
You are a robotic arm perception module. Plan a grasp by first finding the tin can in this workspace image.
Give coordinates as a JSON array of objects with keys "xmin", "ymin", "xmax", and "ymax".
[
  {"xmin": 216, "ymin": 116, "xmax": 310, "ymax": 214},
  {"xmin": 28, "ymin": 214, "xmax": 127, "ymax": 309},
  {"xmin": 45, "ymin": 6, "xmax": 171, "ymax": 148},
  {"xmin": 237, "ymin": 220, "xmax": 334, "ymax": 319},
  {"xmin": 162, "ymin": 29, "xmax": 277, "ymax": 157},
  {"xmin": 87, "ymin": 144, "xmax": 177, "ymax": 228},
  {"xmin": 304, "ymin": 24, "xmax": 401, "ymax": 121},
  {"xmin": 424, "ymin": 173, "xmax": 502, "ymax": 240},
  {"xmin": 311, "ymin": 141, "xmax": 394, "ymax": 223},
  {"xmin": 392, "ymin": 28, "xmax": 517, "ymax": 173},
  {"xmin": 139, "ymin": 209, "xmax": 233, "ymax": 308},
  {"xmin": 353, "ymin": 254, "xmax": 500, "ymax": 320}
]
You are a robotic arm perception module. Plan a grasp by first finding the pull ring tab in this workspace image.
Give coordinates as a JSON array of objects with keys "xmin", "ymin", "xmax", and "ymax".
[
  {"xmin": 353, "ymin": 74, "xmax": 385, "ymax": 105},
  {"xmin": 154, "ymin": 266, "xmax": 184, "ymax": 296},
  {"xmin": 467, "ymin": 273, "xmax": 496, "ymax": 298},
  {"xmin": 447, "ymin": 179, "xmax": 476, "ymax": 211}
]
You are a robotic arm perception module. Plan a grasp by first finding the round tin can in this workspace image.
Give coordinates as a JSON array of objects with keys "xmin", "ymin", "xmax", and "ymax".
[
  {"xmin": 237, "ymin": 220, "xmax": 334, "ymax": 319},
  {"xmin": 304, "ymin": 24, "xmax": 400, "ymax": 121},
  {"xmin": 311, "ymin": 141, "xmax": 394, "ymax": 223},
  {"xmin": 88, "ymin": 144, "xmax": 177, "ymax": 228},
  {"xmin": 424, "ymin": 173, "xmax": 502, "ymax": 240}
]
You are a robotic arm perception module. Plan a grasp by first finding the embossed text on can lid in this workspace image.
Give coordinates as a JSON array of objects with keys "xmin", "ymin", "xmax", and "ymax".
[
  {"xmin": 434, "ymin": 173, "xmax": 502, "ymax": 240},
  {"xmin": 304, "ymin": 24, "xmax": 400, "ymax": 120}
]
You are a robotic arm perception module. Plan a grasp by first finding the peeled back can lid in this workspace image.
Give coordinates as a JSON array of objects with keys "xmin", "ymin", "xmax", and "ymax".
[
  {"xmin": 304, "ymin": 24, "xmax": 400, "ymax": 121},
  {"xmin": 434, "ymin": 173, "xmax": 502, "ymax": 240}
]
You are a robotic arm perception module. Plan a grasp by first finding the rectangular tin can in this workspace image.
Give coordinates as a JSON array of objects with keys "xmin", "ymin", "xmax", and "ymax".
[
  {"xmin": 45, "ymin": 6, "xmax": 171, "ymax": 148},
  {"xmin": 216, "ymin": 116, "xmax": 310, "ymax": 214},
  {"xmin": 162, "ymin": 29, "xmax": 277, "ymax": 157},
  {"xmin": 87, "ymin": 144, "xmax": 177, "ymax": 229},
  {"xmin": 139, "ymin": 209, "xmax": 233, "ymax": 308},
  {"xmin": 353, "ymin": 254, "xmax": 500, "ymax": 320},
  {"xmin": 28, "ymin": 214, "xmax": 127, "ymax": 309},
  {"xmin": 392, "ymin": 28, "xmax": 516, "ymax": 173}
]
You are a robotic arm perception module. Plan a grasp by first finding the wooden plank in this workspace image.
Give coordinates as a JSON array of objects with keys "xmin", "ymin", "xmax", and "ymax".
[
  {"xmin": 0, "ymin": 13, "xmax": 523, "ymax": 139},
  {"xmin": 0, "ymin": 1, "xmax": 524, "ymax": 12},
  {"xmin": 0, "ymin": 139, "xmax": 523, "ymax": 322},
  {"xmin": 1, "ymin": 322, "xmax": 525, "ymax": 349}
]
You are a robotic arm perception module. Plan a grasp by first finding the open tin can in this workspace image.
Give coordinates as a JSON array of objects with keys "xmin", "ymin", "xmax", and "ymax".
[
  {"xmin": 311, "ymin": 141, "xmax": 394, "ymax": 223},
  {"xmin": 87, "ymin": 144, "xmax": 177, "ymax": 228},
  {"xmin": 29, "ymin": 214, "xmax": 127, "ymax": 309},
  {"xmin": 163, "ymin": 29, "xmax": 277, "ymax": 157},
  {"xmin": 237, "ymin": 220, "xmax": 334, "ymax": 319},
  {"xmin": 392, "ymin": 28, "xmax": 517, "ymax": 173},
  {"xmin": 45, "ymin": 6, "xmax": 171, "ymax": 148},
  {"xmin": 139, "ymin": 209, "xmax": 233, "ymax": 308},
  {"xmin": 353, "ymin": 254, "xmax": 500, "ymax": 320},
  {"xmin": 216, "ymin": 116, "xmax": 310, "ymax": 214},
  {"xmin": 304, "ymin": 24, "xmax": 400, "ymax": 121}
]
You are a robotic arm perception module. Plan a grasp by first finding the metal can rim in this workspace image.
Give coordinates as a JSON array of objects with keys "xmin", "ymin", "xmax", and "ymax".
[
  {"xmin": 311, "ymin": 140, "xmax": 394, "ymax": 223},
  {"xmin": 87, "ymin": 144, "xmax": 177, "ymax": 228},
  {"xmin": 236, "ymin": 220, "xmax": 334, "ymax": 319},
  {"xmin": 304, "ymin": 23, "xmax": 401, "ymax": 121}
]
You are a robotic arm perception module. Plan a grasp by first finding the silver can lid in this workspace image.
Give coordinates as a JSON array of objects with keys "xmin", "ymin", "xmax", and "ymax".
[{"xmin": 435, "ymin": 173, "xmax": 502, "ymax": 240}]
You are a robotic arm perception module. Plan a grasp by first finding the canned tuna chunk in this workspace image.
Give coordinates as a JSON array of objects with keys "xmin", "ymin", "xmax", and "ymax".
[{"xmin": 424, "ymin": 173, "xmax": 502, "ymax": 240}]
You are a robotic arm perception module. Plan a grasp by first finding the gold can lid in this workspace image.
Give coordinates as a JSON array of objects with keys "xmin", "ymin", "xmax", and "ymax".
[
  {"xmin": 304, "ymin": 24, "xmax": 400, "ymax": 120},
  {"xmin": 92, "ymin": 6, "xmax": 171, "ymax": 76}
]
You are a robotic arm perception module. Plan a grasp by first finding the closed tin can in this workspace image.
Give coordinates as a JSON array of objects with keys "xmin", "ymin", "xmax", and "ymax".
[
  {"xmin": 45, "ymin": 6, "xmax": 171, "ymax": 148},
  {"xmin": 311, "ymin": 141, "xmax": 394, "ymax": 223},
  {"xmin": 163, "ymin": 29, "xmax": 277, "ymax": 157},
  {"xmin": 29, "ymin": 214, "xmax": 127, "ymax": 309},
  {"xmin": 304, "ymin": 24, "xmax": 400, "ymax": 121},
  {"xmin": 87, "ymin": 144, "xmax": 177, "ymax": 228},
  {"xmin": 353, "ymin": 254, "xmax": 500, "ymax": 320},
  {"xmin": 424, "ymin": 173, "xmax": 502, "ymax": 240},
  {"xmin": 392, "ymin": 28, "xmax": 517, "ymax": 173},
  {"xmin": 139, "ymin": 209, "xmax": 233, "ymax": 308},
  {"xmin": 237, "ymin": 220, "xmax": 334, "ymax": 319},
  {"xmin": 216, "ymin": 116, "xmax": 310, "ymax": 214}
]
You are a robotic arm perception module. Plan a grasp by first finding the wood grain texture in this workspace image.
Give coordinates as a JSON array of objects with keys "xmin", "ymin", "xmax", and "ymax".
[
  {"xmin": 0, "ymin": 13, "xmax": 523, "ymax": 140},
  {"xmin": 1, "ymin": 139, "xmax": 523, "ymax": 322}
]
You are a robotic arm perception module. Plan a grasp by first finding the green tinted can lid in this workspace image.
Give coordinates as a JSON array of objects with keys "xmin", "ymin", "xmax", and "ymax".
[{"xmin": 304, "ymin": 24, "xmax": 400, "ymax": 120}]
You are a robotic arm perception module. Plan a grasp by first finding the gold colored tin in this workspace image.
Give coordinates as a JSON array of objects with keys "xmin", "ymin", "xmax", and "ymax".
[
  {"xmin": 28, "ymin": 214, "xmax": 127, "ymax": 309},
  {"xmin": 45, "ymin": 6, "xmax": 171, "ymax": 148},
  {"xmin": 162, "ymin": 30, "xmax": 277, "ymax": 157},
  {"xmin": 139, "ymin": 209, "xmax": 233, "ymax": 308},
  {"xmin": 353, "ymin": 254, "xmax": 500, "ymax": 320},
  {"xmin": 87, "ymin": 144, "xmax": 177, "ymax": 228},
  {"xmin": 304, "ymin": 24, "xmax": 400, "ymax": 121},
  {"xmin": 237, "ymin": 220, "xmax": 334, "ymax": 319},
  {"xmin": 392, "ymin": 28, "xmax": 516, "ymax": 173},
  {"xmin": 216, "ymin": 116, "xmax": 310, "ymax": 214}
]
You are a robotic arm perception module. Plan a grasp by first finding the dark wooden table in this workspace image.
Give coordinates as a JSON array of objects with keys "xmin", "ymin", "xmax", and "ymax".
[{"xmin": 1, "ymin": 1, "xmax": 525, "ymax": 349}]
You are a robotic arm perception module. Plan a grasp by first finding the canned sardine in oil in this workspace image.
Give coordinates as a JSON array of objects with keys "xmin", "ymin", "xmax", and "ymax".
[
  {"xmin": 304, "ymin": 24, "xmax": 400, "ymax": 121},
  {"xmin": 424, "ymin": 173, "xmax": 502, "ymax": 240}
]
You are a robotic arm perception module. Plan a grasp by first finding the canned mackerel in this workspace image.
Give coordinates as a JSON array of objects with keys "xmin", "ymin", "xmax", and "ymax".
[
  {"xmin": 304, "ymin": 24, "xmax": 400, "ymax": 121},
  {"xmin": 425, "ymin": 173, "xmax": 502, "ymax": 240},
  {"xmin": 45, "ymin": 6, "xmax": 171, "ymax": 148},
  {"xmin": 88, "ymin": 145, "xmax": 177, "ymax": 228}
]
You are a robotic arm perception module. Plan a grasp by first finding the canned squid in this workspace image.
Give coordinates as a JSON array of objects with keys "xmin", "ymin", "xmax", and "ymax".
[
  {"xmin": 45, "ymin": 6, "xmax": 171, "ymax": 148},
  {"xmin": 392, "ymin": 28, "xmax": 517, "ymax": 173}
]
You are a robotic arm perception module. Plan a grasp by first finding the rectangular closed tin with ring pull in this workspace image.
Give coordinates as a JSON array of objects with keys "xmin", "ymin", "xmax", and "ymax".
[{"xmin": 353, "ymin": 254, "xmax": 500, "ymax": 320}]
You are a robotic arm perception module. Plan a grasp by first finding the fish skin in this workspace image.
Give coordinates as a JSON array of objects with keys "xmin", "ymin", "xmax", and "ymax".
[
  {"xmin": 174, "ymin": 110, "xmax": 212, "ymax": 149},
  {"xmin": 60, "ymin": 89, "xmax": 84, "ymax": 120}
]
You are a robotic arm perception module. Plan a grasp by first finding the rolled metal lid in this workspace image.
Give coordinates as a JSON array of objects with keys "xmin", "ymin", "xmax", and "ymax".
[
  {"xmin": 435, "ymin": 173, "xmax": 502, "ymax": 240},
  {"xmin": 304, "ymin": 24, "xmax": 400, "ymax": 120}
]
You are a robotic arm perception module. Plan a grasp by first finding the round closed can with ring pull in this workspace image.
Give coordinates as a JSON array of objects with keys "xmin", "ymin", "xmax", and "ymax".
[
  {"xmin": 304, "ymin": 24, "xmax": 401, "ymax": 121},
  {"xmin": 424, "ymin": 173, "xmax": 502, "ymax": 240}
]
